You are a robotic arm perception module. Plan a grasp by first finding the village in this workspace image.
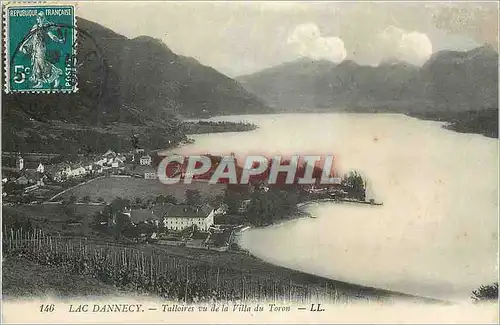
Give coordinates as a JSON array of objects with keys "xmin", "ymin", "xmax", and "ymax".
[
  {"xmin": 1, "ymin": 148, "xmax": 241, "ymax": 250},
  {"xmin": 2, "ymin": 146, "xmax": 374, "ymax": 257},
  {"xmin": 2, "ymin": 148, "xmax": 157, "ymax": 196}
]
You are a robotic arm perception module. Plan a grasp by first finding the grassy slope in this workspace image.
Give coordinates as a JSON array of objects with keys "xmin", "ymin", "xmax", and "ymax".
[
  {"xmin": 58, "ymin": 177, "xmax": 225, "ymax": 203},
  {"xmin": 2, "ymin": 242, "xmax": 441, "ymax": 304},
  {"xmin": 2, "ymin": 257, "xmax": 144, "ymax": 300}
]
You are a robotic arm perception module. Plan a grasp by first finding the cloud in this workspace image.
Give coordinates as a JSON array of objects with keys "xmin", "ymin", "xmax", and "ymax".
[
  {"xmin": 367, "ymin": 25, "xmax": 433, "ymax": 66},
  {"xmin": 287, "ymin": 23, "xmax": 347, "ymax": 63}
]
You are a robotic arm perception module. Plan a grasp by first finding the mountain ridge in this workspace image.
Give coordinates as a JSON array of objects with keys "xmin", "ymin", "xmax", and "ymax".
[
  {"xmin": 237, "ymin": 46, "xmax": 498, "ymax": 137},
  {"xmin": 237, "ymin": 45, "xmax": 498, "ymax": 114},
  {"xmin": 2, "ymin": 17, "xmax": 272, "ymax": 154}
]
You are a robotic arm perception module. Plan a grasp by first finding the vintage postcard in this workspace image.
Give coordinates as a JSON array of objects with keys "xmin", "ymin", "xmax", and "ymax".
[{"xmin": 1, "ymin": 1, "xmax": 498, "ymax": 324}]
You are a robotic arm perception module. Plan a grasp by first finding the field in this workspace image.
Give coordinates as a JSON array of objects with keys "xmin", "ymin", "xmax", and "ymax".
[
  {"xmin": 59, "ymin": 176, "xmax": 225, "ymax": 203},
  {"xmin": 2, "ymin": 204, "xmax": 106, "ymax": 237},
  {"xmin": 2, "ymin": 228, "xmax": 443, "ymax": 304},
  {"xmin": 2, "ymin": 256, "xmax": 142, "ymax": 299}
]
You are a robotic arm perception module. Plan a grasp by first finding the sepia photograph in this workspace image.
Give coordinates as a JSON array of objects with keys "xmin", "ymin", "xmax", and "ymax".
[{"xmin": 1, "ymin": 1, "xmax": 498, "ymax": 323}]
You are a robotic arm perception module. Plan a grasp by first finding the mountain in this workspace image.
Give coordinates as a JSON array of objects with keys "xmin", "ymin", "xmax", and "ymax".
[
  {"xmin": 2, "ymin": 18, "xmax": 271, "ymax": 154},
  {"xmin": 237, "ymin": 57, "xmax": 422, "ymax": 112},
  {"xmin": 237, "ymin": 45, "xmax": 498, "ymax": 114},
  {"xmin": 419, "ymin": 45, "xmax": 499, "ymax": 111},
  {"xmin": 72, "ymin": 18, "xmax": 271, "ymax": 118}
]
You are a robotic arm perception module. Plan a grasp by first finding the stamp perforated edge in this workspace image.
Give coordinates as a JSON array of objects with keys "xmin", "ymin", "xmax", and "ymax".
[{"xmin": 3, "ymin": 1, "xmax": 78, "ymax": 94}]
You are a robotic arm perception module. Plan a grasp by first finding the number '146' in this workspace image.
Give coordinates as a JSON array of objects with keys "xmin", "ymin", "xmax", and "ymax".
[{"xmin": 40, "ymin": 304, "xmax": 55, "ymax": 312}]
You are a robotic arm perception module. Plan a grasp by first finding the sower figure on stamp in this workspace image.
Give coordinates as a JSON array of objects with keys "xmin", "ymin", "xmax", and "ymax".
[{"xmin": 19, "ymin": 11, "xmax": 66, "ymax": 89}]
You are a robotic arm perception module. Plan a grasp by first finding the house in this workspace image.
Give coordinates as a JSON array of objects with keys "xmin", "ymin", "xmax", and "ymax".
[
  {"xmin": 46, "ymin": 163, "xmax": 71, "ymax": 182},
  {"xmin": 94, "ymin": 157, "xmax": 107, "ymax": 166},
  {"xmin": 154, "ymin": 203, "xmax": 215, "ymax": 232},
  {"xmin": 103, "ymin": 149, "xmax": 116, "ymax": 157},
  {"xmin": 15, "ymin": 170, "xmax": 45, "ymax": 186},
  {"xmin": 33, "ymin": 173, "xmax": 46, "ymax": 186},
  {"xmin": 103, "ymin": 150, "xmax": 117, "ymax": 164},
  {"xmin": 130, "ymin": 209, "xmax": 155, "ymax": 225},
  {"xmin": 128, "ymin": 203, "xmax": 216, "ymax": 232},
  {"xmin": 69, "ymin": 165, "xmax": 87, "ymax": 177},
  {"xmin": 93, "ymin": 163, "xmax": 104, "ymax": 174},
  {"xmin": 111, "ymin": 157, "xmax": 125, "ymax": 169},
  {"xmin": 132, "ymin": 165, "xmax": 157, "ymax": 179},
  {"xmin": 145, "ymin": 171, "xmax": 157, "ymax": 180},
  {"xmin": 16, "ymin": 176, "xmax": 29, "ymax": 185},
  {"xmin": 140, "ymin": 155, "xmax": 152, "ymax": 166},
  {"xmin": 214, "ymin": 203, "xmax": 228, "ymax": 215},
  {"xmin": 238, "ymin": 199, "xmax": 251, "ymax": 213},
  {"xmin": 16, "ymin": 156, "xmax": 24, "ymax": 171},
  {"xmin": 24, "ymin": 184, "xmax": 39, "ymax": 193},
  {"xmin": 36, "ymin": 162, "xmax": 44, "ymax": 173}
]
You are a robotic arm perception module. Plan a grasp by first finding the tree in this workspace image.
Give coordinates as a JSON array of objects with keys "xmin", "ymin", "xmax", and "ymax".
[
  {"xmin": 82, "ymin": 195, "xmax": 91, "ymax": 203},
  {"xmin": 341, "ymin": 171, "xmax": 366, "ymax": 201},
  {"xmin": 471, "ymin": 283, "xmax": 498, "ymax": 303},
  {"xmin": 155, "ymin": 194, "xmax": 177, "ymax": 205},
  {"xmin": 113, "ymin": 212, "xmax": 133, "ymax": 240},
  {"xmin": 246, "ymin": 189, "xmax": 275, "ymax": 226},
  {"xmin": 130, "ymin": 133, "xmax": 140, "ymax": 150},
  {"xmin": 245, "ymin": 187, "xmax": 301, "ymax": 226},
  {"xmin": 165, "ymin": 194, "xmax": 177, "ymax": 204},
  {"xmin": 110, "ymin": 197, "xmax": 130, "ymax": 214},
  {"xmin": 99, "ymin": 197, "xmax": 132, "ymax": 239},
  {"xmin": 223, "ymin": 188, "xmax": 244, "ymax": 214},
  {"xmin": 97, "ymin": 196, "xmax": 105, "ymax": 203},
  {"xmin": 155, "ymin": 195, "xmax": 166, "ymax": 204},
  {"xmin": 185, "ymin": 189, "xmax": 201, "ymax": 205}
]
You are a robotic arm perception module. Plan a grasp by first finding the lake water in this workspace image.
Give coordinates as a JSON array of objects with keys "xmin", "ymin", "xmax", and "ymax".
[{"xmin": 165, "ymin": 113, "xmax": 498, "ymax": 301}]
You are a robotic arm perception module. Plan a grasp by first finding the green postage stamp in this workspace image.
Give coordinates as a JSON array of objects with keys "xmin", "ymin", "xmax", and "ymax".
[{"xmin": 4, "ymin": 4, "xmax": 77, "ymax": 93}]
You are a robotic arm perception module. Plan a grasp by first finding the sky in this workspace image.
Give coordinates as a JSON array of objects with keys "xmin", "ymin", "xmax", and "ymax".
[{"xmin": 77, "ymin": 1, "xmax": 499, "ymax": 77}]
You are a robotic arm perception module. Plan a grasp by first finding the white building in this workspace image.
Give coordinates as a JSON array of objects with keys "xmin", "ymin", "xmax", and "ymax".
[
  {"xmin": 129, "ymin": 204, "xmax": 215, "ymax": 232},
  {"xmin": 69, "ymin": 166, "xmax": 87, "ymax": 177},
  {"xmin": 84, "ymin": 163, "xmax": 93, "ymax": 172},
  {"xmin": 152, "ymin": 203, "xmax": 215, "ymax": 232},
  {"xmin": 95, "ymin": 157, "xmax": 107, "ymax": 166},
  {"xmin": 111, "ymin": 157, "xmax": 125, "ymax": 169},
  {"xmin": 145, "ymin": 172, "xmax": 157, "ymax": 180},
  {"xmin": 163, "ymin": 209, "xmax": 214, "ymax": 232},
  {"xmin": 102, "ymin": 149, "xmax": 116, "ymax": 157},
  {"xmin": 46, "ymin": 163, "xmax": 71, "ymax": 182},
  {"xmin": 140, "ymin": 155, "xmax": 152, "ymax": 166},
  {"xmin": 16, "ymin": 156, "xmax": 24, "ymax": 171},
  {"xmin": 36, "ymin": 162, "xmax": 44, "ymax": 173}
]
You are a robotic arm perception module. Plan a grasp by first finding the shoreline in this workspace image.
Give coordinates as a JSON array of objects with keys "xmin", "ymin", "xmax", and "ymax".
[{"xmin": 186, "ymin": 111, "xmax": 498, "ymax": 140}]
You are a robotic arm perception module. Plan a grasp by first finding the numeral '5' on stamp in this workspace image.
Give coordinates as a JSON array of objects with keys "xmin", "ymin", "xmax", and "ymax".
[{"xmin": 4, "ymin": 4, "xmax": 77, "ymax": 93}]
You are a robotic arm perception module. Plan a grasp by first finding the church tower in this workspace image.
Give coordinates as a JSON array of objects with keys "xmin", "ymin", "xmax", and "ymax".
[{"xmin": 16, "ymin": 155, "xmax": 24, "ymax": 171}]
